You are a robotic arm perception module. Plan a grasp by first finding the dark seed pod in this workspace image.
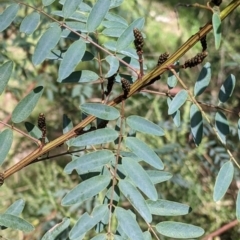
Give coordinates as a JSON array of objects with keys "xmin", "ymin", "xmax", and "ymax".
[
  {"xmin": 157, "ymin": 52, "xmax": 169, "ymax": 66},
  {"xmin": 121, "ymin": 78, "xmax": 131, "ymax": 98},
  {"xmin": 199, "ymin": 30, "xmax": 207, "ymax": 52},
  {"xmin": 105, "ymin": 74, "xmax": 116, "ymax": 96},
  {"xmin": 133, "ymin": 28, "xmax": 144, "ymax": 53},
  {"xmin": 182, "ymin": 52, "xmax": 208, "ymax": 69},
  {"xmin": 38, "ymin": 113, "xmax": 46, "ymax": 138},
  {"xmin": 211, "ymin": 0, "xmax": 222, "ymax": 6},
  {"xmin": 0, "ymin": 172, "xmax": 4, "ymax": 186}
]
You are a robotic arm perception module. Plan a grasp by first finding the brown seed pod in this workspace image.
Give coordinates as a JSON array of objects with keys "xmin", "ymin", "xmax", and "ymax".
[
  {"xmin": 182, "ymin": 52, "xmax": 208, "ymax": 69},
  {"xmin": 133, "ymin": 28, "xmax": 144, "ymax": 53},
  {"xmin": 105, "ymin": 74, "xmax": 116, "ymax": 96},
  {"xmin": 0, "ymin": 172, "xmax": 4, "ymax": 186},
  {"xmin": 38, "ymin": 113, "xmax": 46, "ymax": 139},
  {"xmin": 121, "ymin": 78, "xmax": 131, "ymax": 98},
  {"xmin": 199, "ymin": 32, "xmax": 207, "ymax": 52},
  {"xmin": 157, "ymin": 52, "xmax": 169, "ymax": 66}
]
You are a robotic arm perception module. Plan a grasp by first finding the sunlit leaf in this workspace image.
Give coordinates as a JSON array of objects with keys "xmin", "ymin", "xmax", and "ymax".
[
  {"xmin": 24, "ymin": 122, "xmax": 42, "ymax": 140},
  {"xmin": 215, "ymin": 111, "xmax": 229, "ymax": 145},
  {"xmin": 167, "ymin": 61, "xmax": 179, "ymax": 89},
  {"xmin": 80, "ymin": 103, "xmax": 120, "ymax": 120},
  {"xmin": 146, "ymin": 170, "xmax": 172, "ymax": 184},
  {"xmin": 32, "ymin": 26, "xmax": 61, "ymax": 65},
  {"xmin": 87, "ymin": 0, "xmax": 111, "ymax": 32},
  {"xmin": 119, "ymin": 179, "xmax": 152, "ymax": 222},
  {"xmin": 116, "ymin": 18, "xmax": 144, "ymax": 51},
  {"xmin": 218, "ymin": 74, "xmax": 235, "ymax": 103},
  {"xmin": 70, "ymin": 205, "xmax": 108, "ymax": 239},
  {"xmin": 72, "ymin": 128, "xmax": 118, "ymax": 147},
  {"xmin": 115, "ymin": 207, "xmax": 145, "ymax": 240},
  {"xmin": 213, "ymin": 161, "xmax": 234, "ymax": 201},
  {"xmin": 105, "ymin": 55, "xmax": 119, "ymax": 78},
  {"xmin": 0, "ymin": 61, "xmax": 13, "ymax": 95},
  {"xmin": 146, "ymin": 199, "xmax": 191, "ymax": 216},
  {"xmin": 0, "ymin": 214, "xmax": 34, "ymax": 232},
  {"xmin": 0, "ymin": 129, "xmax": 13, "ymax": 166},
  {"xmin": 61, "ymin": 175, "xmax": 111, "ymax": 206},
  {"xmin": 194, "ymin": 62, "xmax": 211, "ymax": 96},
  {"xmin": 41, "ymin": 218, "xmax": 70, "ymax": 240},
  {"xmin": 12, "ymin": 86, "xmax": 44, "ymax": 123},
  {"xmin": 122, "ymin": 158, "xmax": 158, "ymax": 200},
  {"xmin": 212, "ymin": 12, "xmax": 221, "ymax": 50},
  {"xmin": 167, "ymin": 97, "xmax": 181, "ymax": 127},
  {"xmin": 105, "ymin": 12, "xmax": 128, "ymax": 26},
  {"xmin": 0, "ymin": 4, "xmax": 19, "ymax": 32},
  {"xmin": 59, "ymin": 70, "xmax": 99, "ymax": 83},
  {"xmin": 64, "ymin": 150, "xmax": 115, "ymax": 174},
  {"xmin": 168, "ymin": 90, "xmax": 188, "ymax": 115},
  {"xmin": 58, "ymin": 40, "xmax": 86, "ymax": 81},
  {"xmin": 110, "ymin": 0, "xmax": 124, "ymax": 8},
  {"xmin": 63, "ymin": 0, "xmax": 83, "ymax": 18},
  {"xmin": 125, "ymin": 137, "xmax": 164, "ymax": 170},
  {"xmin": 190, "ymin": 104, "xmax": 203, "ymax": 146},
  {"xmin": 156, "ymin": 221, "xmax": 204, "ymax": 239},
  {"xmin": 126, "ymin": 115, "xmax": 164, "ymax": 136},
  {"xmin": 20, "ymin": 12, "xmax": 40, "ymax": 35}
]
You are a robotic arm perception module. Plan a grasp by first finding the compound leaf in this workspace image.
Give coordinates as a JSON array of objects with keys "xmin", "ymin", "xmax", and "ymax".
[
  {"xmin": 168, "ymin": 90, "xmax": 188, "ymax": 115},
  {"xmin": 58, "ymin": 39, "xmax": 86, "ymax": 81},
  {"xmin": 213, "ymin": 161, "xmax": 234, "ymax": 201},
  {"xmin": 119, "ymin": 179, "xmax": 152, "ymax": 223},
  {"xmin": 61, "ymin": 175, "xmax": 111, "ymax": 206},
  {"xmin": 32, "ymin": 26, "xmax": 61, "ymax": 65},
  {"xmin": 64, "ymin": 150, "xmax": 115, "ymax": 174},
  {"xmin": 156, "ymin": 221, "xmax": 204, "ymax": 239},
  {"xmin": 194, "ymin": 62, "xmax": 211, "ymax": 96},
  {"xmin": 125, "ymin": 137, "xmax": 164, "ymax": 170},
  {"xmin": 218, "ymin": 74, "xmax": 235, "ymax": 103},
  {"xmin": 41, "ymin": 218, "xmax": 70, "ymax": 240},
  {"xmin": 0, "ymin": 214, "xmax": 34, "ymax": 232},
  {"xmin": 80, "ymin": 103, "xmax": 120, "ymax": 120},
  {"xmin": 0, "ymin": 129, "xmax": 13, "ymax": 166},
  {"xmin": 126, "ymin": 115, "xmax": 164, "ymax": 136},
  {"xmin": 20, "ymin": 12, "xmax": 40, "ymax": 35},
  {"xmin": 87, "ymin": 0, "xmax": 111, "ymax": 32},
  {"xmin": 72, "ymin": 128, "xmax": 118, "ymax": 147},
  {"xmin": 190, "ymin": 104, "xmax": 203, "ymax": 146},
  {"xmin": 115, "ymin": 207, "xmax": 145, "ymax": 240},
  {"xmin": 0, "ymin": 61, "xmax": 13, "ymax": 95},
  {"xmin": 122, "ymin": 158, "xmax": 158, "ymax": 200},
  {"xmin": 12, "ymin": 86, "xmax": 44, "ymax": 123},
  {"xmin": 0, "ymin": 4, "xmax": 19, "ymax": 32},
  {"xmin": 146, "ymin": 199, "xmax": 191, "ymax": 216}
]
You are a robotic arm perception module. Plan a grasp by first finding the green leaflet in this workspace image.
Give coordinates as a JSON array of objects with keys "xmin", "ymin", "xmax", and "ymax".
[
  {"xmin": 61, "ymin": 175, "xmax": 111, "ymax": 206},
  {"xmin": 32, "ymin": 26, "xmax": 61, "ymax": 65},
  {"xmin": 0, "ymin": 129, "xmax": 13, "ymax": 166},
  {"xmin": 213, "ymin": 161, "xmax": 234, "ymax": 202},
  {"xmin": 156, "ymin": 221, "xmax": 204, "ymax": 239},
  {"xmin": 87, "ymin": 0, "xmax": 111, "ymax": 32},
  {"xmin": 12, "ymin": 86, "xmax": 44, "ymax": 123},
  {"xmin": 115, "ymin": 207, "xmax": 145, "ymax": 240},
  {"xmin": 0, "ymin": 4, "xmax": 19, "ymax": 32},
  {"xmin": 20, "ymin": 12, "xmax": 40, "ymax": 35},
  {"xmin": 0, "ymin": 61, "xmax": 13, "ymax": 95},
  {"xmin": 41, "ymin": 218, "xmax": 70, "ymax": 240}
]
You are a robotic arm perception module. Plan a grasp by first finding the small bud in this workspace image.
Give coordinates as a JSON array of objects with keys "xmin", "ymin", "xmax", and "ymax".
[
  {"xmin": 0, "ymin": 172, "xmax": 4, "ymax": 186},
  {"xmin": 157, "ymin": 52, "xmax": 169, "ymax": 66},
  {"xmin": 38, "ymin": 113, "xmax": 46, "ymax": 139},
  {"xmin": 133, "ymin": 28, "xmax": 144, "ymax": 53}
]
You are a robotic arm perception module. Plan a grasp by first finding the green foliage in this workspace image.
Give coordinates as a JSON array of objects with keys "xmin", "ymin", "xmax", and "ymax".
[{"xmin": 0, "ymin": 0, "xmax": 239, "ymax": 239}]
